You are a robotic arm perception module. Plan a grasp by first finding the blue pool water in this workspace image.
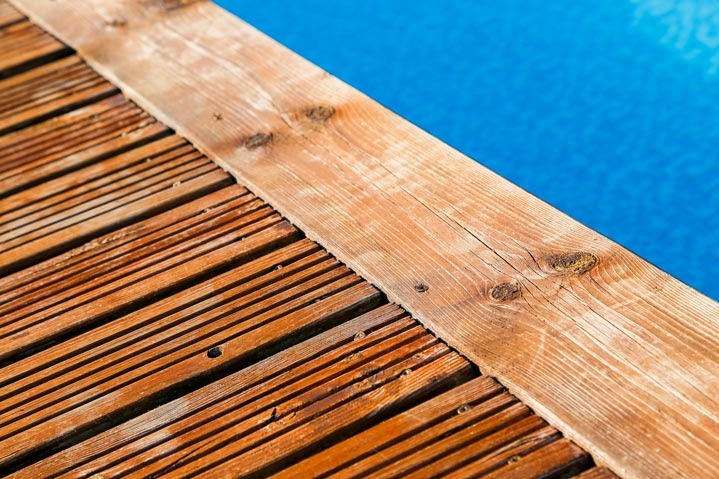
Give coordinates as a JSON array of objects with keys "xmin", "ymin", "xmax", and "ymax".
[{"xmin": 217, "ymin": 0, "xmax": 719, "ymax": 301}]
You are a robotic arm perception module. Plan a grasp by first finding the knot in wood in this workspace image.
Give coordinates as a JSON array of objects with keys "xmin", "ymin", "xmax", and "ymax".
[
  {"xmin": 105, "ymin": 17, "xmax": 127, "ymax": 28},
  {"xmin": 245, "ymin": 132, "xmax": 272, "ymax": 149},
  {"xmin": 549, "ymin": 251, "xmax": 598, "ymax": 275},
  {"xmin": 490, "ymin": 282, "xmax": 520, "ymax": 302},
  {"xmin": 305, "ymin": 105, "xmax": 335, "ymax": 122},
  {"xmin": 413, "ymin": 282, "xmax": 429, "ymax": 293},
  {"xmin": 157, "ymin": 0, "xmax": 199, "ymax": 11}
]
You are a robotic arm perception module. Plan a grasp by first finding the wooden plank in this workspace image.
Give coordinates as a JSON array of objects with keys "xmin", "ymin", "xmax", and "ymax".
[
  {"xmin": 403, "ymin": 417, "xmax": 557, "ymax": 478},
  {"xmin": 0, "ymin": 19, "xmax": 68, "ymax": 76},
  {"xmin": 275, "ymin": 376, "xmax": 518, "ymax": 478},
  {"xmin": 0, "ymin": 279, "xmax": 380, "ymax": 468},
  {"xmin": 5, "ymin": 305, "xmax": 421, "ymax": 478},
  {"xmin": 280, "ymin": 374, "xmax": 591, "ymax": 479},
  {"xmin": 462, "ymin": 438, "xmax": 589, "ymax": 479},
  {"xmin": 0, "ymin": 21, "xmax": 602, "ymax": 478},
  {"xmin": 18, "ymin": 320, "xmax": 470, "ymax": 479},
  {"xmin": 197, "ymin": 353, "xmax": 471, "ymax": 479},
  {"xmin": 0, "ymin": 93, "xmax": 169, "ymax": 196},
  {"xmin": 0, "ymin": 216, "xmax": 296, "ymax": 361},
  {"xmin": 0, "ymin": 260, "xmax": 360, "ymax": 422},
  {"xmin": 0, "ymin": 54, "xmax": 115, "ymax": 134},
  {"xmin": 11, "ymin": 1, "xmax": 715, "ymax": 477},
  {"xmin": 0, "ymin": 185, "xmax": 252, "ymax": 305},
  {"xmin": 0, "ymin": 188, "xmax": 271, "ymax": 344},
  {"xmin": 0, "ymin": 238, "xmax": 323, "ymax": 386},
  {"xmin": 577, "ymin": 468, "xmax": 622, "ymax": 479},
  {"xmin": 0, "ymin": 270, "xmax": 383, "ymax": 469},
  {"xmin": 0, "ymin": 135, "xmax": 233, "ymax": 274},
  {"xmin": 0, "ymin": 1, "xmax": 24, "ymax": 27}
]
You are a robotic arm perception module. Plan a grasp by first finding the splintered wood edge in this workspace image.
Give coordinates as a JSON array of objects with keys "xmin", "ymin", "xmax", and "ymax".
[{"xmin": 9, "ymin": 1, "xmax": 719, "ymax": 478}]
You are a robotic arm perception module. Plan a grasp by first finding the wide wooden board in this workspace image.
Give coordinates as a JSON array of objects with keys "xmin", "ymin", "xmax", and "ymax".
[{"xmin": 10, "ymin": 1, "xmax": 719, "ymax": 477}]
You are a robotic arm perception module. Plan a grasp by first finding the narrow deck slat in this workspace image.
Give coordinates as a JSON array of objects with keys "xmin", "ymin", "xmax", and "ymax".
[
  {"xmin": 0, "ymin": 19, "xmax": 68, "ymax": 76},
  {"xmin": 0, "ymin": 186, "xmax": 252, "ymax": 305},
  {"xmin": 0, "ymin": 55, "xmax": 115, "ymax": 134},
  {"xmin": 200, "ymin": 353, "xmax": 470, "ymax": 479},
  {"xmin": 0, "ymin": 135, "xmax": 233, "ymax": 274},
  {"xmin": 464, "ymin": 438, "xmax": 589, "ymax": 479},
  {"xmin": 276, "ymin": 376, "xmax": 515, "ymax": 478},
  {"xmin": 405, "ymin": 418, "xmax": 558, "ymax": 478},
  {"xmin": 577, "ymin": 467, "xmax": 622, "ymax": 479},
  {"xmin": 0, "ymin": 1, "xmax": 24, "ymax": 27},
  {"xmin": 6, "ymin": 306, "xmax": 463, "ymax": 478},
  {"xmin": 0, "ymin": 219, "xmax": 295, "ymax": 360},
  {"xmin": 0, "ymin": 94, "xmax": 169, "ymax": 196},
  {"xmin": 11, "ymin": 1, "xmax": 713, "ymax": 477},
  {"xmin": 0, "ymin": 273, "xmax": 380, "ymax": 467}
]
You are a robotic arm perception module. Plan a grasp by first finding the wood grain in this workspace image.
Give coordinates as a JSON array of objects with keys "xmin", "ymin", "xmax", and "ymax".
[
  {"xmin": 0, "ymin": 93, "xmax": 169, "ymax": 196},
  {"xmin": 0, "ymin": 54, "xmax": 115, "ymax": 134},
  {"xmin": 0, "ymin": 1, "xmax": 24, "ymax": 27},
  {"xmin": 459, "ymin": 437, "xmax": 589, "ymax": 479},
  {"xmin": 0, "ymin": 19, "xmax": 69, "ymax": 76},
  {"xmin": 10, "ymin": 1, "xmax": 717, "ymax": 477},
  {"xmin": 0, "ymin": 22, "xmax": 608, "ymax": 477},
  {"xmin": 577, "ymin": 467, "xmax": 622, "ymax": 479},
  {"xmin": 0, "ymin": 130, "xmax": 234, "ymax": 274},
  {"xmin": 5, "ymin": 305, "xmax": 458, "ymax": 478}
]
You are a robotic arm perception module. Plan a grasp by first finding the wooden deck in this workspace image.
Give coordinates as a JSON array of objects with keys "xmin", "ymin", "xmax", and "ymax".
[
  {"xmin": 0, "ymin": 6, "xmax": 619, "ymax": 478},
  {"xmin": 2, "ymin": 1, "xmax": 718, "ymax": 477}
]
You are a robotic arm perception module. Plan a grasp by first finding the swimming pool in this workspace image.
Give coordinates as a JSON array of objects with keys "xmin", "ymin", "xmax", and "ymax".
[{"xmin": 216, "ymin": 0, "xmax": 719, "ymax": 301}]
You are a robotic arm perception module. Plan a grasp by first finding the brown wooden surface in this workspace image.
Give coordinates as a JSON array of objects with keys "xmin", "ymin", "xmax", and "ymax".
[
  {"xmin": 577, "ymin": 467, "xmax": 622, "ymax": 479},
  {"xmin": 279, "ymin": 378, "xmax": 598, "ymax": 478},
  {"xmin": 0, "ymin": 54, "xmax": 115, "ymax": 134},
  {"xmin": 0, "ymin": 136, "xmax": 232, "ymax": 274},
  {"xmin": 8, "ymin": 306, "xmax": 467, "ymax": 478},
  {"xmin": 0, "ymin": 18, "xmax": 610, "ymax": 477},
  {"xmin": 0, "ymin": 93, "xmax": 169, "ymax": 196},
  {"xmin": 0, "ymin": 1, "xmax": 23, "ymax": 27},
  {"xmin": 0, "ymin": 19, "xmax": 68, "ymax": 76},
  {"xmin": 10, "ymin": 1, "xmax": 715, "ymax": 477}
]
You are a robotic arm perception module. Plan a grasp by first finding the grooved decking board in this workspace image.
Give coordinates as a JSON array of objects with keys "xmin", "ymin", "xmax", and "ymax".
[
  {"xmin": 0, "ymin": 8, "xmax": 613, "ymax": 479},
  {"xmin": 0, "ymin": 134, "xmax": 233, "ymax": 275},
  {"xmin": 276, "ymin": 376, "xmax": 530, "ymax": 478},
  {"xmin": 0, "ymin": 93, "xmax": 169, "ymax": 196},
  {"xmin": 0, "ymin": 1, "xmax": 23, "ymax": 27},
  {"xmin": 0, "ymin": 54, "xmax": 116, "ymax": 134},
  {"xmin": 0, "ymin": 248, "xmax": 380, "ymax": 467},
  {"xmin": 0, "ymin": 197, "xmax": 292, "ymax": 361},
  {"xmin": 0, "ymin": 19, "xmax": 69, "ymax": 75},
  {"xmin": 577, "ymin": 468, "xmax": 622, "ymax": 479},
  {"xmin": 8, "ymin": 306, "xmax": 469, "ymax": 478},
  {"xmin": 12, "ymin": 1, "xmax": 714, "ymax": 478}
]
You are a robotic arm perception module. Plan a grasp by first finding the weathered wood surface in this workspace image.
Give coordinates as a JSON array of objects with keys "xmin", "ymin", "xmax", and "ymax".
[
  {"xmin": 11, "ymin": 0, "xmax": 716, "ymax": 477},
  {"xmin": 0, "ymin": 18, "xmax": 608, "ymax": 477},
  {"xmin": 278, "ymin": 375, "xmax": 590, "ymax": 479},
  {"xmin": 0, "ymin": 55, "xmax": 116, "ymax": 135},
  {"xmin": 0, "ymin": 93, "xmax": 168, "ymax": 196},
  {"xmin": 0, "ymin": 134, "xmax": 232, "ymax": 274},
  {"xmin": 577, "ymin": 468, "xmax": 622, "ymax": 479},
  {"xmin": 0, "ymin": 18, "xmax": 68, "ymax": 76},
  {"xmin": 0, "ymin": 1, "xmax": 23, "ymax": 27},
  {"xmin": 8, "ymin": 305, "xmax": 470, "ymax": 478}
]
